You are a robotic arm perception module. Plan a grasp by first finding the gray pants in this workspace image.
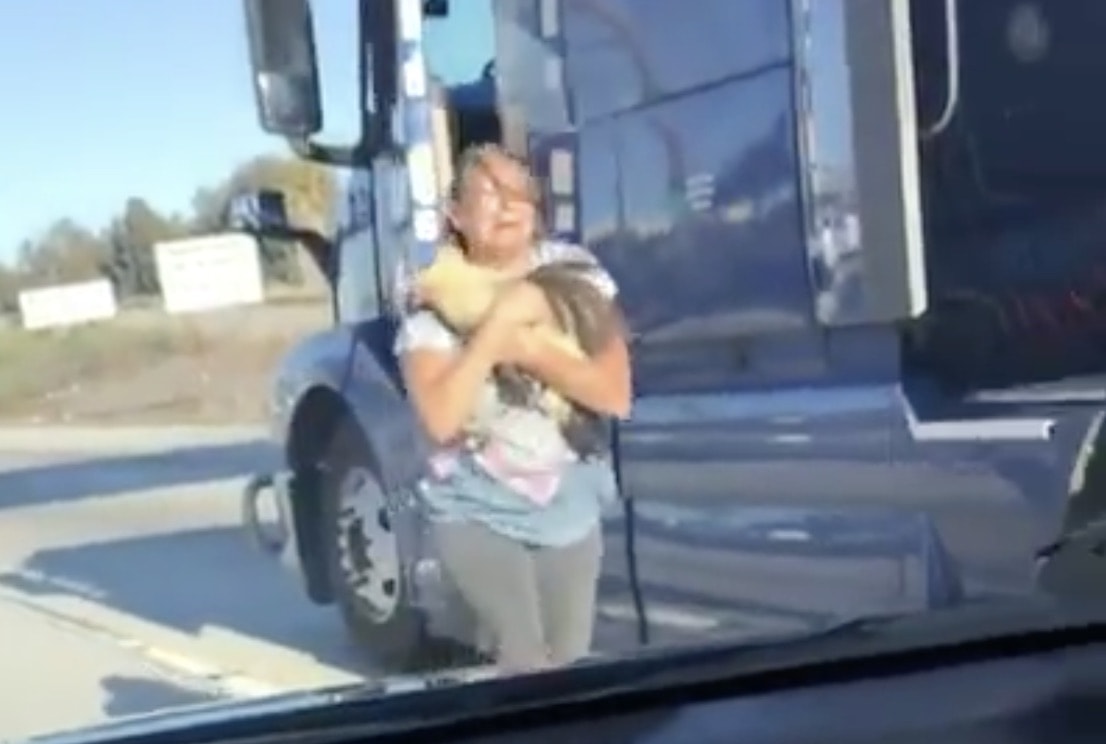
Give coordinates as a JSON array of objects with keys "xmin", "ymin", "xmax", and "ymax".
[{"xmin": 432, "ymin": 520, "xmax": 602, "ymax": 672}]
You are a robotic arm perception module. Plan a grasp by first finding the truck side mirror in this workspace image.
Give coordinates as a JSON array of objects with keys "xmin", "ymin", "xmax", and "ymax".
[
  {"xmin": 242, "ymin": 0, "xmax": 323, "ymax": 139},
  {"xmin": 226, "ymin": 190, "xmax": 333, "ymax": 282}
]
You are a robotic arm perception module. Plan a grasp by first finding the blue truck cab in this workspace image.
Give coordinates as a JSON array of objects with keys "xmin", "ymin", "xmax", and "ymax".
[{"xmin": 233, "ymin": 0, "xmax": 1106, "ymax": 671}]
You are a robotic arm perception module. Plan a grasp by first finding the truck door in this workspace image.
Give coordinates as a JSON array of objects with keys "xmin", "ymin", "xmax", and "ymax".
[{"xmin": 557, "ymin": 0, "xmax": 947, "ymax": 649}]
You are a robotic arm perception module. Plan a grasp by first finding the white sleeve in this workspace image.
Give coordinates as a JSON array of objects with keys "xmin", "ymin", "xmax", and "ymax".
[{"xmin": 393, "ymin": 309, "xmax": 459, "ymax": 356}]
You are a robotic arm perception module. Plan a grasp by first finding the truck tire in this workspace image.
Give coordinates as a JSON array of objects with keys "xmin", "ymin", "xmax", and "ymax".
[{"xmin": 319, "ymin": 417, "xmax": 430, "ymax": 673}]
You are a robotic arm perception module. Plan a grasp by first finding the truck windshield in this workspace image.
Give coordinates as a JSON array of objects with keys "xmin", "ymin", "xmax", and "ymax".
[{"xmin": 423, "ymin": 1, "xmax": 496, "ymax": 87}]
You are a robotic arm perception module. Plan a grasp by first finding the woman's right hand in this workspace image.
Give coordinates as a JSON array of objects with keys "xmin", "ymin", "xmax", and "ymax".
[
  {"xmin": 485, "ymin": 281, "xmax": 552, "ymax": 328},
  {"xmin": 471, "ymin": 283, "xmax": 549, "ymax": 365}
]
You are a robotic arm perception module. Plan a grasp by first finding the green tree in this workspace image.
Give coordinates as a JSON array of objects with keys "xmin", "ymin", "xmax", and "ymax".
[
  {"xmin": 192, "ymin": 155, "xmax": 338, "ymax": 289},
  {"xmin": 6, "ymin": 153, "xmax": 339, "ymax": 304},
  {"xmin": 103, "ymin": 198, "xmax": 189, "ymax": 298},
  {"xmin": 17, "ymin": 219, "xmax": 109, "ymax": 285}
]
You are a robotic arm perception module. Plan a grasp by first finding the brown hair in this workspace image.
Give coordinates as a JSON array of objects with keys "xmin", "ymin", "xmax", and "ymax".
[{"xmin": 444, "ymin": 143, "xmax": 544, "ymax": 250}]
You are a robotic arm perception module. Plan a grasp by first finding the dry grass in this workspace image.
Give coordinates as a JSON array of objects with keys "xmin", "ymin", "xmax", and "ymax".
[{"xmin": 0, "ymin": 300, "xmax": 332, "ymax": 425}]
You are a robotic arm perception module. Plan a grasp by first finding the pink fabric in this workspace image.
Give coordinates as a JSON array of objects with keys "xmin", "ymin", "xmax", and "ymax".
[
  {"xmin": 427, "ymin": 450, "xmax": 461, "ymax": 480},
  {"xmin": 472, "ymin": 439, "xmax": 565, "ymax": 506},
  {"xmin": 427, "ymin": 444, "xmax": 565, "ymax": 506}
]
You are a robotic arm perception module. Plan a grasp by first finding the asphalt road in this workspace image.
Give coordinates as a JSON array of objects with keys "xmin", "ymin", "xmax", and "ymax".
[{"xmin": 0, "ymin": 427, "xmax": 373, "ymax": 741}]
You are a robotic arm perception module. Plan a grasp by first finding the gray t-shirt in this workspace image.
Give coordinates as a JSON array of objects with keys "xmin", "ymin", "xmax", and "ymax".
[{"xmin": 393, "ymin": 240, "xmax": 620, "ymax": 547}]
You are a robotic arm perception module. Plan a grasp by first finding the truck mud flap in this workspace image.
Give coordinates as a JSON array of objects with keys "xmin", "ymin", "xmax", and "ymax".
[{"xmin": 242, "ymin": 470, "xmax": 324, "ymax": 600}]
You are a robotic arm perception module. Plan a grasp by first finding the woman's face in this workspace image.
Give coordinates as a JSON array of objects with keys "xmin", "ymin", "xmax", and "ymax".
[{"xmin": 449, "ymin": 152, "xmax": 538, "ymax": 269}]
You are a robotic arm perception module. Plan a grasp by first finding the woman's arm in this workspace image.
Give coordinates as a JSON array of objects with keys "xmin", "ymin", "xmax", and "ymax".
[
  {"xmin": 514, "ymin": 241, "xmax": 632, "ymax": 418},
  {"xmin": 397, "ymin": 312, "xmax": 508, "ymax": 445},
  {"xmin": 510, "ymin": 309, "xmax": 632, "ymax": 419}
]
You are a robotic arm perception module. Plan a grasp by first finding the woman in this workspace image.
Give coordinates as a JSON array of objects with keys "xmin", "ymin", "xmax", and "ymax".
[{"xmin": 394, "ymin": 143, "xmax": 632, "ymax": 672}]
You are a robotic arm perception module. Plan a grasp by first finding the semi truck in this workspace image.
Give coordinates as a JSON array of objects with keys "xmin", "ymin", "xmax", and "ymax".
[{"xmin": 231, "ymin": 0, "xmax": 1106, "ymax": 672}]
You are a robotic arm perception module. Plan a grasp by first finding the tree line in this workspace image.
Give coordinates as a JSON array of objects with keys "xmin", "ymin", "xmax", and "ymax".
[{"xmin": 0, "ymin": 155, "xmax": 338, "ymax": 314}]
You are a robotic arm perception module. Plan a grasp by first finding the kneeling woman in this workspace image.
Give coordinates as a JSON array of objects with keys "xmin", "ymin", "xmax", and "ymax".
[{"xmin": 395, "ymin": 144, "xmax": 632, "ymax": 673}]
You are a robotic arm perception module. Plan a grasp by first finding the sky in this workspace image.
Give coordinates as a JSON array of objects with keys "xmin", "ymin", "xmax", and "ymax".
[{"xmin": 0, "ymin": 0, "xmax": 493, "ymax": 262}]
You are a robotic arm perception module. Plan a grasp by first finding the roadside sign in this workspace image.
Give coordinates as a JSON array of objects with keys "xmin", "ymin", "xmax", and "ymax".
[
  {"xmin": 18, "ymin": 279, "xmax": 117, "ymax": 331},
  {"xmin": 155, "ymin": 234, "xmax": 264, "ymax": 315}
]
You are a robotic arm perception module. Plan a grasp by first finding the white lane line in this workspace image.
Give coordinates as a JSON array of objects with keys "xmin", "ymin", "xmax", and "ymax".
[
  {"xmin": 0, "ymin": 426, "xmax": 267, "ymax": 454},
  {"xmin": 0, "ymin": 591, "xmax": 284, "ymax": 700},
  {"xmin": 0, "ymin": 569, "xmax": 365, "ymax": 693}
]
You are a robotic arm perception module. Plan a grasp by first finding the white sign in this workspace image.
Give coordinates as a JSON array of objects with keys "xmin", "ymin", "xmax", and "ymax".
[
  {"xmin": 155, "ymin": 234, "xmax": 264, "ymax": 315},
  {"xmin": 18, "ymin": 278, "xmax": 117, "ymax": 331}
]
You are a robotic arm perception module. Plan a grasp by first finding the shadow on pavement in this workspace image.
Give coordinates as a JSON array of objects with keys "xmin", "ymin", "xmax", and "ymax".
[
  {"xmin": 100, "ymin": 674, "xmax": 217, "ymax": 720},
  {"xmin": 0, "ymin": 525, "xmax": 371, "ymax": 678},
  {"xmin": 0, "ymin": 440, "xmax": 280, "ymax": 510}
]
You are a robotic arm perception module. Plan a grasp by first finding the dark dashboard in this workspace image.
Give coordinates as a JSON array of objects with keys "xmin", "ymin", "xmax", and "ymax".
[
  {"xmin": 455, "ymin": 645, "xmax": 1106, "ymax": 744},
  {"xmin": 457, "ymin": 650, "xmax": 1097, "ymax": 742},
  {"xmin": 36, "ymin": 603, "xmax": 1106, "ymax": 744},
  {"xmin": 431, "ymin": 605, "xmax": 1106, "ymax": 744}
]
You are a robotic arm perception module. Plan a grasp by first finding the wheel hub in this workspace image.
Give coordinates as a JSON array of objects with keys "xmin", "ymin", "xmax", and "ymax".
[{"xmin": 335, "ymin": 466, "xmax": 401, "ymax": 620}]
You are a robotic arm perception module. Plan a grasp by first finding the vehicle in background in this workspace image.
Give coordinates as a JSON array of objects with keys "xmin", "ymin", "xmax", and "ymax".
[{"xmin": 231, "ymin": 0, "xmax": 1106, "ymax": 671}]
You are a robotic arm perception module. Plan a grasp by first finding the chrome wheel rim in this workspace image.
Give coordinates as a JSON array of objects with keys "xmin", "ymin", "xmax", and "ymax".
[{"xmin": 335, "ymin": 465, "xmax": 400, "ymax": 621}]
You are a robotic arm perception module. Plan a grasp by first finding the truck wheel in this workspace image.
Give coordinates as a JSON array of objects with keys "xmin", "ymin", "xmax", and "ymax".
[{"xmin": 320, "ymin": 418, "xmax": 429, "ymax": 673}]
